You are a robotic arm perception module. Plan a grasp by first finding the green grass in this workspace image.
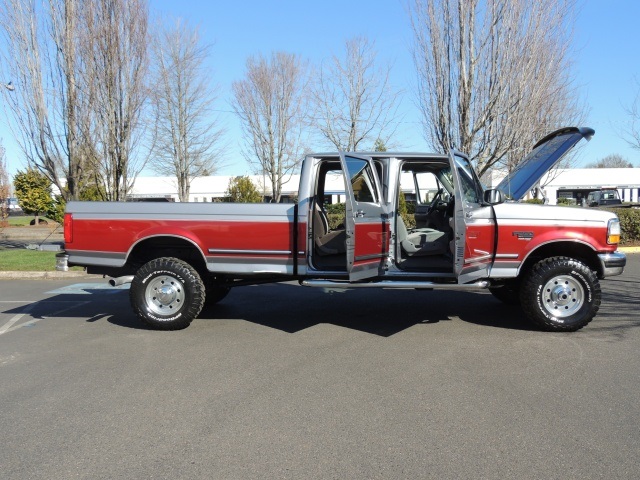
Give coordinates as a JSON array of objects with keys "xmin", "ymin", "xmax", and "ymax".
[
  {"xmin": 0, "ymin": 248, "xmax": 82, "ymax": 272},
  {"xmin": 4, "ymin": 216, "xmax": 57, "ymax": 227}
]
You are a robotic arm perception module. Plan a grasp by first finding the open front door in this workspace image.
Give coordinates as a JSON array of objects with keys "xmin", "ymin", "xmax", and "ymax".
[
  {"xmin": 449, "ymin": 150, "xmax": 496, "ymax": 284},
  {"xmin": 339, "ymin": 153, "xmax": 389, "ymax": 281}
]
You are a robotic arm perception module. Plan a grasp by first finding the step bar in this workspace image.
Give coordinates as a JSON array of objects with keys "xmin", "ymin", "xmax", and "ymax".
[{"xmin": 300, "ymin": 279, "xmax": 490, "ymax": 290}]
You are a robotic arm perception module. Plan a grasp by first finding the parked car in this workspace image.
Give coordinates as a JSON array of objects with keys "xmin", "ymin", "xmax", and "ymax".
[
  {"xmin": 2, "ymin": 197, "xmax": 23, "ymax": 215},
  {"xmin": 586, "ymin": 189, "xmax": 622, "ymax": 207}
]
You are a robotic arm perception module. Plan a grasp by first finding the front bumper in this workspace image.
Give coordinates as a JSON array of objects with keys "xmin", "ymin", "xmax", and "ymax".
[{"xmin": 597, "ymin": 251, "xmax": 626, "ymax": 277}]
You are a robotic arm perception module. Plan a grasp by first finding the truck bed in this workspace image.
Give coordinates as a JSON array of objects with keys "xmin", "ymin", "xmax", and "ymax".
[{"xmin": 64, "ymin": 201, "xmax": 300, "ymax": 275}]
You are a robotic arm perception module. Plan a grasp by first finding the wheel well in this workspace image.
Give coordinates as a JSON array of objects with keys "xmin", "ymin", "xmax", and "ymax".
[
  {"xmin": 519, "ymin": 241, "xmax": 601, "ymax": 277},
  {"xmin": 127, "ymin": 236, "xmax": 207, "ymax": 274}
]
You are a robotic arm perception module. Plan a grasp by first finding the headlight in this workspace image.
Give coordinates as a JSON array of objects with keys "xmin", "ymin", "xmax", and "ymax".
[{"xmin": 607, "ymin": 218, "xmax": 620, "ymax": 245}]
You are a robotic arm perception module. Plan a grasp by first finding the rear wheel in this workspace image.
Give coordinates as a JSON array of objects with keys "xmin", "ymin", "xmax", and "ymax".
[
  {"xmin": 520, "ymin": 256, "xmax": 600, "ymax": 332},
  {"xmin": 130, "ymin": 257, "xmax": 205, "ymax": 330}
]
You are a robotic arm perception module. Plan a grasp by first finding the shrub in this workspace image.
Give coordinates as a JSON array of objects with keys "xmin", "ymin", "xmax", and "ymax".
[
  {"xmin": 225, "ymin": 176, "xmax": 262, "ymax": 203},
  {"xmin": 401, "ymin": 212, "xmax": 416, "ymax": 229},
  {"xmin": 325, "ymin": 202, "xmax": 345, "ymax": 215},
  {"xmin": 606, "ymin": 208, "xmax": 640, "ymax": 245},
  {"xmin": 47, "ymin": 195, "xmax": 66, "ymax": 224},
  {"xmin": 327, "ymin": 214, "xmax": 344, "ymax": 230}
]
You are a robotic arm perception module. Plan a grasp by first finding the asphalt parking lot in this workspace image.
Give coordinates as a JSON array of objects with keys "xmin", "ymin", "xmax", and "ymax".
[{"xmin": 1, "ymin": 255, "xmax": 639, "ymax": 479}]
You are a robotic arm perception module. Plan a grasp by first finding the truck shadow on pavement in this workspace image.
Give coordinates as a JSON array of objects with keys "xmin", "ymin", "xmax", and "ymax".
[
  {"xmin": 3, "ymin": 284, "xmax": 532, "ymax": 336},
  {"xmin": 3, "ymin": 279, "xmax": 638, "ymax": 337},
  {"xmin": 197, "ymin": 284, "xmax": 536, "ymax": 336},
  {"xmin": 585, "ymin": 276, "xmax": 640, "ymax": 337},
  {"xmin": 159, "ymin": 279, "xmax": 640, "ymax": 336}
]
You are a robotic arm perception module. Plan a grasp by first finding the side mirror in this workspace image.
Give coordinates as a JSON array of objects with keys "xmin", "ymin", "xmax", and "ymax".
[{"xmin": 483, "ymin": 188, "xmax": 504, "ymax": 205}]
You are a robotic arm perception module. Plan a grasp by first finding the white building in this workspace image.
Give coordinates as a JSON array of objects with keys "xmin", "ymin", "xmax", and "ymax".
[
  {"xmin": 128, "ymin": 168, "xmax": 640, "ymax": 206},
  {"xmin": 539, "ymin": 168, "xmax": 640, "ymax": 205}
]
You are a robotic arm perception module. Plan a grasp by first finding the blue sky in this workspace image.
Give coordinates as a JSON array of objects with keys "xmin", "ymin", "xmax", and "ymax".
[{"xmin": 2, "ymin": 0, "xmax": 639, "ymax": 179}]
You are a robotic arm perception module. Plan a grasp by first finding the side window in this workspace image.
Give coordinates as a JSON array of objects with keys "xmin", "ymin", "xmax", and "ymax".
[{"xmin": 344, "ymin": 156, "xmax": 379, "ymax": 204}]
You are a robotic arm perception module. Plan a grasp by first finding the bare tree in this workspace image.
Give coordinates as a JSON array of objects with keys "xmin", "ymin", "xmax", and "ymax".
[
  {"xmin": 622, "ymin": 79, "xmax": 640, "ymax": 151},
  {"xmin": 311, "ymin": 36, "xmax": 401, "ymax": 151},
  {"xmin": 232, "ymin": 52, "xmax": 309, "ymax": 203},
  {"xmin": 150, "ymin": 18, "xmax": 225, "ymax": 202},
  {"xmin": 409, "ymin": 0, "xmax": 585, "ymax": 177},
  {"xmin": 587, "ymin": 154, "xmax": 634, "ymax": 169},
  {"xmin": 0, "ymin": 0, "xmax": 93, "ymax": 201},
  {"xmin": 83, "ymin": 0, "xmax": 150, "ymax": 201},
  {"xmin": 0, "ymin": 144, "xmax": 10, "ymax": 221}
]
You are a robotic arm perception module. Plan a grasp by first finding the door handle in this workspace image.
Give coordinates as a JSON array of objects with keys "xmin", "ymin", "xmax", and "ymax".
[{"xmin": 356, "ymin": 210, "xmax": 365, "ymax": 218}]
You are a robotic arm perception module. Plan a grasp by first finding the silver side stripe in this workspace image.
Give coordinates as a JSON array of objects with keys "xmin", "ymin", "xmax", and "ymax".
[
  {"xmin": 495, "ymin": 253, "xmax": 519, "ymax": 259},
  {"xmin": 465, "ymin": 254, "xmax": 493, "ymax": 264},
  {"xmin": 208, "ymin": 248, "xmax": 292, "ymax": 255}
]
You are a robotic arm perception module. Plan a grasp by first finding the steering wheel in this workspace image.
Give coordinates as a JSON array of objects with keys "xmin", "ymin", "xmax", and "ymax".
[{"xmin": 426, "ymin": 188, "xmax": 444, "ymax": 215}]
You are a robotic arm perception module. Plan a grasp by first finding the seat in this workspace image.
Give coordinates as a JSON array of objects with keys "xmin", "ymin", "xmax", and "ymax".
[
  {"xmin": 313, "ymin": 202, "xmax": 346, "ymax": 256},
  {"xmin": 397, "ymin": 216, "xmax": 447, "ymax": 256}
]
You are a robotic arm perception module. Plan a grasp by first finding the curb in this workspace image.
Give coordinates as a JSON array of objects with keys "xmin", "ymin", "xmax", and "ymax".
[
  {"xmin": 619, "ymin": 246, "xmax": 640, "ymax": 254},
  {"xmin": 0, "ymin": 271, "xmax": 101, "ymax": 280}
]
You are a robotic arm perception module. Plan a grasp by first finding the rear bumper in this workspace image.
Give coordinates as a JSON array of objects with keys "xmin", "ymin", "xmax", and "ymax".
[
  {"xmin": 55, "ymin": 252, "xmax": 69, "ymax": 272},
  {"xmin": 597, "ymin": 252, "xmax": 626, "ymax": 277}
]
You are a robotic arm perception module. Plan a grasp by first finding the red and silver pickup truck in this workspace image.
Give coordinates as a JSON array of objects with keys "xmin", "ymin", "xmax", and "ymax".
[{"xmin": 57, "ymin": 127, "xmax": 626, "ymax": 331}]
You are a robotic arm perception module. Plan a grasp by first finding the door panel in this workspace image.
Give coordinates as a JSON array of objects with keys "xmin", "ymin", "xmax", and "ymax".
[
  {"xmin": 339, "ymin": 153, "xmax": 388, "ymax": 281},
  {"xmin": 449, "ymin": 151, "xmax": 496, "ymax": 283}
]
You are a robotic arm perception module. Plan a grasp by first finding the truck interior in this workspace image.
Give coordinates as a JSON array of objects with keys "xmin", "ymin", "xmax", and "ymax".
[
  {"xmin": 310, "ymin": 157, "xmax": 457, "ymax": 275},
  {"xmin": 395, "ymin": 161, "xmax": 454, "ymax": 273},
  {"xmin": 311, "ymin": 160, "xmax": 348, "ymax": 271}
]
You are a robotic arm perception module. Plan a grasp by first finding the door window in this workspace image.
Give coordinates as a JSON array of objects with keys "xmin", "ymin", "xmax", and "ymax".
[
  {"xmin": 344, "ymin": 156, "xmax": 379, "ymax": 204},
  {"xmin": 453, "ymin": 154, "xmax": 484, "ymax": 205}
]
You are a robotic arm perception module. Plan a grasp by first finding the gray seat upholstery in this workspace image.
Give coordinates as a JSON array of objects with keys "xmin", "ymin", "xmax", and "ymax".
[
  {"xmin": 313, "ymin": 202, "xmax": 346, "ymax": 256},
  {"xmin": 397, "ymin": 216, "xmax": 447, "ymax": 256}
]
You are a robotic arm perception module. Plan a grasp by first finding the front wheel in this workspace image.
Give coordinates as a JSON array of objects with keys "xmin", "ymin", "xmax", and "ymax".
[
  {"xmin": 130, "ymin": 257, "xmax": 205, "ymax": 330},
  {"xmin": 520, "ymin": 256, "xmax": 601, "ymax": 332}
]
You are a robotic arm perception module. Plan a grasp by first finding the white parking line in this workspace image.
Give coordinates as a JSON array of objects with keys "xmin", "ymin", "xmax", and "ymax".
[
  {"xmin": 0, "ymin": 300, "xmax": 86, "ymax": 303},
  {"xmin": 0, "ymin": 305, "xmax": 33, "ymax": 335},
  {"xmin": 0, "ymin": 302, "xmax": 91, "ymax": 336}
]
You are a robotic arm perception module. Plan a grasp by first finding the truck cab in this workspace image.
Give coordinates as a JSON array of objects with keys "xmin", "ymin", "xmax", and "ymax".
[{"xmin": 302, "ymin": 151, "xmax": 496, "ymax": 284}]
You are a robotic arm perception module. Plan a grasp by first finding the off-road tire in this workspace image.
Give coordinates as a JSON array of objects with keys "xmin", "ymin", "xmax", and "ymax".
[
  {"xmin": 130, "ymin": 257, "xmax": 205, "ymax": 330},
  {"xmin": 489, "ymin": 280, "xmax": 521, "ymax": 305},
  {"xmin": 520, "ymin": 256, "xmax": 601, "ymax": 332}
]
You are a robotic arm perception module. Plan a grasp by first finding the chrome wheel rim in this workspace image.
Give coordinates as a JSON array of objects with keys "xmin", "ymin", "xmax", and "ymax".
[
  {"xmin": 145, "ymin": 275, "xmax": 184, "ymax": 316},
  {"xmin": 542, "ymin": 275, "xmax": 584, "ymax": 318}
]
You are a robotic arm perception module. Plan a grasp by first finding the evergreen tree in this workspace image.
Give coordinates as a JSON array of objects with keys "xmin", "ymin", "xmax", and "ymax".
[
  {"xmin": 225, "ymin": 176, "xmax": 263, "ymax": 203},
  {"xmin": 13, "ymin": 169, "xmax": 54, "ymax": 225}
]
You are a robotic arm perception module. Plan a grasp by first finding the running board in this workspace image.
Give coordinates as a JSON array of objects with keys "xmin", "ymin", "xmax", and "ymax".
[{"xmin": 300, "ymin": 279, "xmax": 490, "ymax": 290}]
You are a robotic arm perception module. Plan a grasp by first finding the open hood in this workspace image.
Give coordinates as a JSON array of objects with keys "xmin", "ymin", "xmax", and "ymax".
[{"xmin": 496, "ymin": 127, "xmax": 595, "ymax": 200}]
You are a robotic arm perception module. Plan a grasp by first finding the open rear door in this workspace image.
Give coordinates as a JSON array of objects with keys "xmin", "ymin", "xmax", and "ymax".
[{"xmin": 339, "ymin": 153, "xmax": 389, "ymax": 281}]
